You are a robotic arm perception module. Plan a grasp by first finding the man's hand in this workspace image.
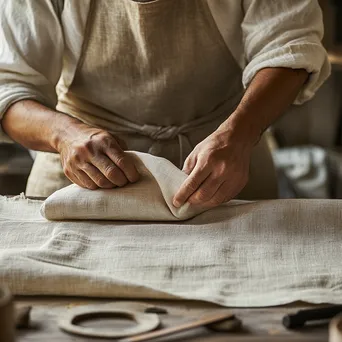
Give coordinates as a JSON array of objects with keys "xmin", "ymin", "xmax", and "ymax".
[
  {"xmin": 173, "ymin": 67, "xmax": 310, "ymax": 208},
  {"xmin": 57, "ymin": 122, "xmax": 139, "ymax": 190},
  {"xmin": 173, "ymin": 126, "xmax": 252, "ymax": 208},
  {"xmin": 2, "ymin": 100, "xmax": 138, "ymax": 190}
]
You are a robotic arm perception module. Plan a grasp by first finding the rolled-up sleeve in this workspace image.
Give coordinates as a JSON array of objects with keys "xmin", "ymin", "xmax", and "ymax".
[
  {"xmin": 241, "ymin": 0, "xmax": 331, "ymax": 105},
  {"xmin": 0, "ymin": 0, "xmax": 64, "ymax": 142}
]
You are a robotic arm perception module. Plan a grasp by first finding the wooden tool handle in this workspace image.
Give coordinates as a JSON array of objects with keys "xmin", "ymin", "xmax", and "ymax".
[
  {"xmin": 119, "ymin": 311, "xmax": 234, "ymax": 342},
  {"xmin": 283, "ymin": 306, "xmax": 342, "ymax": 329}
]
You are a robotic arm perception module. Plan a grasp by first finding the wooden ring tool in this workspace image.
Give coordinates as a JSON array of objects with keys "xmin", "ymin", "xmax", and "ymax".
[
  {"xmin": 59, "ymin": 303, "xmax": 160, "ymax": 339},
  {"xmin": 59, "ymin": 302, "xmax": 241, "ymax": 341}
]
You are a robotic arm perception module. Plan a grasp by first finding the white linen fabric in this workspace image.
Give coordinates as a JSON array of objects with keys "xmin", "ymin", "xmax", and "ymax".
[
  {"xmin": 41, "ymin": 152, "xmax": 206, "ymax": 221},
  {"xmin": 1, "ymin": 195, "xmax": 342, "ymax": 307},
  {"xmin": 0, "ymin": 0, "xmax": 330, "ymax": 142}
]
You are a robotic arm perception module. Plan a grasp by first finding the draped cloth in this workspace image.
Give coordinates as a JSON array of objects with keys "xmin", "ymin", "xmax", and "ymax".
[
  {"xmin": 40, "ymin": 152, "xmax": 209, "ymax": 221},
  {"xmin": 1, "ymin": 183, "xmax": 342, "ymax": 306}
]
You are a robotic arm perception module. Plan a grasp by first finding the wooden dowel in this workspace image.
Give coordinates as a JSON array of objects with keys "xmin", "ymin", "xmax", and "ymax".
[{"xmin": 119, "ymin": 311, "xmax": 234, "ymax": 342}]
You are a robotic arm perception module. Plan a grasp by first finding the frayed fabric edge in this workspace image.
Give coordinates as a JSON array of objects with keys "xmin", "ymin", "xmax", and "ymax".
[{"xmin": 0, "ymin": 193, "xmax": 44, "ymax": 203}]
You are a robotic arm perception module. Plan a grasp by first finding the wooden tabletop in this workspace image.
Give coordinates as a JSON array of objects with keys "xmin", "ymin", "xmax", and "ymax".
[{"xmin": 14, "ymin": 297, "xmax": 329, "ymax": 342}]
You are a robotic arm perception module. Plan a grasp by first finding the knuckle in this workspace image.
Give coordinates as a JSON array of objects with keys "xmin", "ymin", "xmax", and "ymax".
[
  {"xmin": 105, "ymin": 165, "xmax": 117, "ymax": 179},
  {"xmin": 63, "ymin": 167, "xmax": 71, "ymax": 178},
  {"xmin": 116, "ymin": 156, "xmax": 127, "ymax": 168},
  {"xmin": 105, "ymin": 167, "xmax": 126, "ymax": 186},
  {"xmin": 93, "ymin": 130, "xmax": 110, "ymax": 140},
  {"xmin": 206, "ymin": 150, "xmax": 218, "ymax": 161},
  {"xmin": 77, "ymin": 141, "xmax": 90, "ymax": 153},
  {"xmin": 97, "ymin": 179, "xmax": 108, "ymax": 188},
  {"xmin": 83, "ymin": 140, "xmax": 95, "ymax": 153},
  {"xmin": 219, "ymin": 160, "xmax": 228, "ymax": 170},
  {"xmin": 100, "ymin": 131, "xmax": 112, "ymax": 140},
  {"xmin": 195, "ymin": 189, "xmax": 211, "ymax": 202},
  {"xmin": 214, "ymin": 161, "xmax": 227, "ymax": 175},
  {"xmin": 197, "ymin": 155, "xmax": 210, "ymax": 169},
  {"xmin": 115, "ymin": 155, "xmax": 128, "ymax": 169},
  {"xmin": 206, "ymin": 152, "xmax": 215, "ymax": 162},
  {"xmin": 211, "ymin": 195, "xmax": 224, "ymax": 206},
  {"xmin": 87, "ymin": 183, "xmax": 98, "ymax": 190},
  {"xmin": 182, "ymin": 161, "xmax": 191, "ymax": 173},
  {"xmin": 79, "ymin": 162, "xmax": 90, "ymax": 172},
  {"xmin": 96, "ymin": 176, "xmax": 110, "ymax": 188},
  {"xmin": 186, "ymin": 180, "xmax": 199, "ymax": 193},
  {"xmin": 96, "ymin": 132, "xmax": 113, "ymax": 146},
  {"xmin": 69, "ymin": 150, "xmax": 82, "ymax": 163}
]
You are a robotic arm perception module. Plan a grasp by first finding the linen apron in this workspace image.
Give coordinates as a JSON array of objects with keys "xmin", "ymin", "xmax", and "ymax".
[{"xmin": 26, "ymin": 0, "xmax": 278, "ymax": 199}]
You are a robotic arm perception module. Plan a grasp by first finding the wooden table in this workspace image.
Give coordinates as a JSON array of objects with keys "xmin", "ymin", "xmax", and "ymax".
[{"xmin": 15, "ymin": 297, "xmax": 329, "ymax": 342}]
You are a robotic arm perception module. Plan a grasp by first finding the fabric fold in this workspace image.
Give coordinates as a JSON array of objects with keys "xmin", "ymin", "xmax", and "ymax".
[{"xmin": 40, "ymin": 152, "xmax": 207, "ymax": 221}]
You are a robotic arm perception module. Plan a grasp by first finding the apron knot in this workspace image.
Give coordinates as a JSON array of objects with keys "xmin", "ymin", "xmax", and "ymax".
[
  {"xmin": 141, "ymin": 124, "xmax": 182, "ymax": 140},
  {"xmin": 140, "ymin": 124, "xmax": 190, "ymax": 168}
]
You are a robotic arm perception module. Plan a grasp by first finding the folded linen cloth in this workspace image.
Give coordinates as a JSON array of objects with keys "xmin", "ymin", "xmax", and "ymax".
[
  {"xmin": 1, "ymin": 195, "xmax": 342, "ymax": 307},
  {"xmin": 41, "ymin": 152, "xmax": 207, "ymax": 221}
]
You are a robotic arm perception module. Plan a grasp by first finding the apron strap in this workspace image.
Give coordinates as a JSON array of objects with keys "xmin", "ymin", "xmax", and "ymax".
[
  {"xmin": 104, "ymin": 91, "xmax": 243, "ymax": 168},
  {"xmin": 51, "ymin": 0, "xmax": 65, "ymax": 21}
]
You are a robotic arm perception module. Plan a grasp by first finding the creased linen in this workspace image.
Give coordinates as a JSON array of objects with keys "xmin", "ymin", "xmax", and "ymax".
[
  {"xmin": 41, "ymin": 152, "xmax": 207, "ymax": 221},
  {"xmin": 1, "ymin": 195, "xmax": 342, "ymax": 307}
]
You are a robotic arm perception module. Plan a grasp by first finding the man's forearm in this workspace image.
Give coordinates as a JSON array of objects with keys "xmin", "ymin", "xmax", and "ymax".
[
  {"xmin": 220, "ymin": 67, "xmax": 309, "ymax": 146},
  {"xmin": 2, "ymin": 100, "xmax": 83, "ymax": 152}
]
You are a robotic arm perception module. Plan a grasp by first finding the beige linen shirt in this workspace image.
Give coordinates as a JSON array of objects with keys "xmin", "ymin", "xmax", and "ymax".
[{"xmin": 0, "ymin": 0, "xmax": 331, "ymax": 142}]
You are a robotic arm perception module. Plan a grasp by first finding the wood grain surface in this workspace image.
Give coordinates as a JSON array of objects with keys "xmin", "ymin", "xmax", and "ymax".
[{"xmin": 14, "ymin": 297, "xmax": 329, "ymax": 342}]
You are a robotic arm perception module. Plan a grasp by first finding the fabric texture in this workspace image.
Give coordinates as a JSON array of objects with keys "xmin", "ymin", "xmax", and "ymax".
[
  {"xmin": 0, "ymin": 0, "xmax": 330, "ymax": 142},
  {"xmin": 1, "ymin": 194, "xmax": 342, "ymax": 307},
  {"xmin": 40, "ymin": 152, "xmax": 207, "ymax": 221}
]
